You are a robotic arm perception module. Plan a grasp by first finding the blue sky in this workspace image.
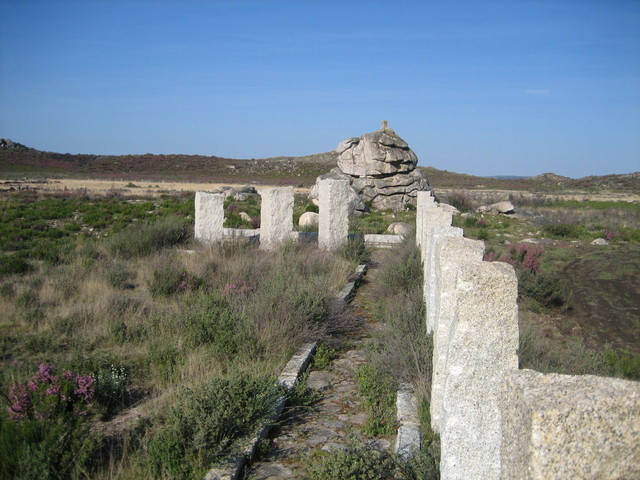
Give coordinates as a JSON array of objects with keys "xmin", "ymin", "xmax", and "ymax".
[{"xmin": 1, "ymin": 0, "xmax": 639, "ymax": 177}]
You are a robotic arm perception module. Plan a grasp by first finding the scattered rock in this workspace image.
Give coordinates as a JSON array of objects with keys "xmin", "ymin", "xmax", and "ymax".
[
  {"xmin": 439, "ymin": 203, "xmax": 460, "ymax": 215},
  {"xmin": 240, "ymin": 212, "xmax": 252, "ymax": 223},
  {"xmin": 233, "ymin": 193, "xmax": 249, "ymax": 201},
  {"xmin": 591, "ymin": 238, "xmax": 609, "ymax": 246},
  {"xmin": 298, "ymin": 211, "xmax": 319, "ymax": 228},
  {"xmin": 386, "ymin": 222, "xmax": 412, "ymax": 236},
  {"xmin": 521, "ymin": 238, "xmax": 554, "ymax": 245},
  {"xmin": 477, "ymin": 201, "xmax": 515, "ymax": 215}
]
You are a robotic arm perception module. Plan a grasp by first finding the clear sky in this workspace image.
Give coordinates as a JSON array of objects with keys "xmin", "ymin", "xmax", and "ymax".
[{"xmin": 1, "ymin": 0, "xmax": 639, "ymax": 178}]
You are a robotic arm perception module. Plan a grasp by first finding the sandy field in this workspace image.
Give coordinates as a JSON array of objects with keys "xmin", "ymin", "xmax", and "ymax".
[{"xmin": 0, "ymin": 178, "xmax": 310, "ymax": 196}]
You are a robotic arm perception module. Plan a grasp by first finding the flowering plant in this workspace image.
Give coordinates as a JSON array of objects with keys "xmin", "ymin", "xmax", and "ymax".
[
  {"xmin": 484, "ymin": 242, "xmax": 543, "ymax": 274},
  {"xmin": 8, "ymin": 364, "xmax": 95, "ymax": 421}
]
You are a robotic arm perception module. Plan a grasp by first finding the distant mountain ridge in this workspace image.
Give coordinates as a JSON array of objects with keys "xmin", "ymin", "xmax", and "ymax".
[{"xmin": 1, "ymin": 139, "xmax": 638, "ymax": 191}]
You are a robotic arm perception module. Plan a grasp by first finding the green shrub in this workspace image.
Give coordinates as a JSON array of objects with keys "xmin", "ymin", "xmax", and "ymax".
[
  {"xmin": 0, "ymin": 415, "xmax": 101, "ymax": 480},
  {"xmin": 106, "ymin": 262, "xmax": 134, "ymax": 289},
  {"xmin": 542, "ymin": 223, "xmax": 584, "ymax": 238},
  {"xmin": 518, "ymin": 270, "xmax": 564, "ymax": 307},
  {"xmin": 0, "ymin": 255, "xmax": 30, "ymax": 276},
  {"xmin": 304, "ymin": 439, "xmax": 397, "ymax": 480},
  {"xmin": 183, "ymin": 296, "xmax": 245, "ymax": 355},
  {"xmin": 108, "ymin": 216, "xmax": 191, "ymax": 258},
  {"xmin": 145, "ymin": 374, "xmax": 281, "ymax": 479},
  {"xmin": 604, "ymin": 348, "xmax": 640, "ymax": 380},
  {"xmin": 356, "ymin": 364, "xmax": 397, "ymax": 437},
  {"xmin": 335, "ymin": 237, "xmax": 371, "ymax": 265},
  {"xmin": 149, "ymin": 339, "xmax": 181, "ymax": 383},
  {"xmin": 16, "ymin": 288, "xmax": 39, "ymax": 309},
  {"xmin": 377, "ymin": 241, "xmax": 422, "ymax": 295},
  {"xmin": 148, "ymin": 266, "xmax": 202, "ymax": 297},
  {"xmin": 93, "ymin": 364, "xmax": 129, "ymax": 415},
  {"xmin": 0, "ymin": 282, "xmax": 15, "ymax": 299}
]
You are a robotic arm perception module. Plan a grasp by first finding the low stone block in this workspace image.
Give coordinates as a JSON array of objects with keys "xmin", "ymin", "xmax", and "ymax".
[
  {"xmin": 195, "ymin": 192, "xmax": 224, "ymax": 244},
  {"xmin": 260, "ymin": 187, "xmax": 294, "ymax": 250},
  {"xmin": 430, "ymin": 237, "xmax": 484, "ymax": 433},
  {"xmin": 318, "ymin": 179, "xmax": 350, "ymax": 251},
  {"xmin": 500, "ymin": 369, "xmax": 640, "ymax": 480},
  {"xmin": 440, "ymin": 261, "xmax": 519, "ymax": 480}
]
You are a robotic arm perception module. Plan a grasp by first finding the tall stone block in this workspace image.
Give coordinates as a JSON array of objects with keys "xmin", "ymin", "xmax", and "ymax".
[
  {"xmin": 424, "ymin": 222, "xmax": 462, "ymax": 334},
  {"xmin": 500, "ymin": 369, "xmax": 640, "ymax": 480},
  {"xmin": 418, "ymin": 201, "xmax": 442, "ymax": 261},
  {"xmin": 430, "ymin": 237, "xmax": 484, "ymax": 433},
  {"xmin": 440, "ymin": 261, "xmax": 519, "ymax": 480},
  {"xmin": 194, "ymin": 192, "xmax": 224, "ymax": 244},
  {"xmin": 318, "ymin": 179, "xmax": 350, "ymax": 251},
  {"xmin": 260, "ymin": 187, "xmax": 294, "ymax": 250},
  {"xmin": 415, "ymin": 191, "xmax": 434, "ymax": 248}
]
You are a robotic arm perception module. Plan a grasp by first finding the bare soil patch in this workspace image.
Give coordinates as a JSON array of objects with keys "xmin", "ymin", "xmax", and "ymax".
[{"xmin": 559, "ymin": 245, "xmax": 640, "ymax": 354}]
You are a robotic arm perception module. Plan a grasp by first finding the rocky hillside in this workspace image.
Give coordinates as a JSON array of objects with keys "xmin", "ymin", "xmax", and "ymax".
[{"xmin": 1, "ymin": 139, "xmax": 638, "ymax": 191}]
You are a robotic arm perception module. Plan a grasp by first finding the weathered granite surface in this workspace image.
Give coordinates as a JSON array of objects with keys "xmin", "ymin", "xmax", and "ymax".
[{"xmin": 500, "ymin": 369, "xmax": 640, "ymax": 480}]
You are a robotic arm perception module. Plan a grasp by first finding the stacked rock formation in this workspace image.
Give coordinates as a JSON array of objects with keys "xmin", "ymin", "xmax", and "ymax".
[{"xmin": 310, "ymin": 122, "xmax": 431, "ymax": 212}]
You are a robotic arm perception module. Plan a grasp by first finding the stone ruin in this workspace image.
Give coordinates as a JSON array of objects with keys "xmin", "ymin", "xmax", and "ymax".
[
  {"xmin": 309, "ymin": 121, "xmax": 431, "ymax": 213},
  {"xmin": 194, "ymin": 180, "xmax": 352, "ymax": 252},
  {"xmin": 416, "ymin": 196, "xmax": 640, "ymax": 480},
  {"xmin": 193, "ymin": 183, "xmax": 640, "ymax": 479}
]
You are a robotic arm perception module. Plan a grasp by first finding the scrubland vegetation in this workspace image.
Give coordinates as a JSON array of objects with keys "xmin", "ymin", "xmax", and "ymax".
[
  {"xmin": 1, "ymin": 181, "xmax": 639, "ymax": 479},
  {"xmin": 0, "ymin": 190, "xmax": 356, "ymax": 479}
]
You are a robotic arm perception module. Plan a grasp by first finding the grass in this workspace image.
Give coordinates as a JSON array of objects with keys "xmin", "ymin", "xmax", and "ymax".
[{"xmin": 0, "ymin": 190, "xmax": 356, "ymax": 478}]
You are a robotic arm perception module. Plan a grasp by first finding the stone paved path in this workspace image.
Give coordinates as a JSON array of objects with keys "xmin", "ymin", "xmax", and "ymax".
[{"xmin": 245, "ymin": 252, "xmax": 394, "ymax": 479}]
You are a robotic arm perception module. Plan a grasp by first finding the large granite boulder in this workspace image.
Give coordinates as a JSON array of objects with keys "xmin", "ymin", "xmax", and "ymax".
[{"xmin": 310, "ymin": 122, "xmax": 431, "ymax": 212}]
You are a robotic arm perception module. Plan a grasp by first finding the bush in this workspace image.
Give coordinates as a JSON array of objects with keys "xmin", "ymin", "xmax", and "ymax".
[
  {"xmin": 304, "ymin": 440, "xmax": 397, "ymax": 480},
  {"xmin": 356, "ymin": 364, "xmax": 397, "ymax": 437},
  {"xmin": 93, "ymin": 364, "xmax": 129, "ymax": 415},
  {"xmin": 108, "ymin": 216, "xmax": 191, "ymax": 258},
  {"xmin": 148, "ymin": 265, "xmax": 202, "ymax": 297},
  {"xmin": 335, "ymin": 237, "xmax": 371, "ymax": 265},
  {"xmin": 145, "ymin": 374, "xmax": 281, "ymax": 479},
  {"xmin": 183, "ymin": 295, "xmax": 245, "ymax": 355},
  {"xmin": 105, "ymin": 262, "xmax": 134, "ymax": 289},
  {"xmin": 518, "ymin": 270, "xmax": 564, "ymax": 307},
  {"xmin": 542, "ymin": 223, "xmax": 584, "ymax": 238},
  {"xmin": 377, "ymin": 240, "xmax": 422, "ymax": 295},
  {"xmin": 0, "ymin": 254, "xmax": 30, "ymax": 277},
  {"xmin": 0, "ymin": 364, "xmax": 101, "ymax": 479}
]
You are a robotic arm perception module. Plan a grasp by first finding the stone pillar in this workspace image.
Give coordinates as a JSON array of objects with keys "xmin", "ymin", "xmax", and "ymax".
[
  {"xmin": 318, "ymin": 179, "xmax": 350, "ymax": 251},
  {"xmin": 415, "ymin": 190, "xmax": 434, "ymax": 249},
  {"xmin": 440, "ymin": 261, "xmax": 519, "ymax": 480},
  {"xmin": 500, "ymin": 370, "xmax": 640, "ymax": 480},
  {"xmin": 418, "ymin": 200, "xmax": 441, "ymax": 261},
  {"xmin": 430, "ymin": 237, "xmax": 484, "ymax": 433},
  {"xmin": 424, "ymin": 222, "xmax": 461, "ymax": 334},
  {"xmin": 260, "ymin": 187, "xmax": 294, "ymax": 250},
  {"xmin": 194, "ymin": 192, "xmax": 224, "ymax": 244}
]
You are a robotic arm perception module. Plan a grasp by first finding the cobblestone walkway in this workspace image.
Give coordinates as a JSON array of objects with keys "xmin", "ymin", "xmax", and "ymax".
[{"xmin": 245, "ymin": 254, "xmax": 393, "ymax": 479}]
